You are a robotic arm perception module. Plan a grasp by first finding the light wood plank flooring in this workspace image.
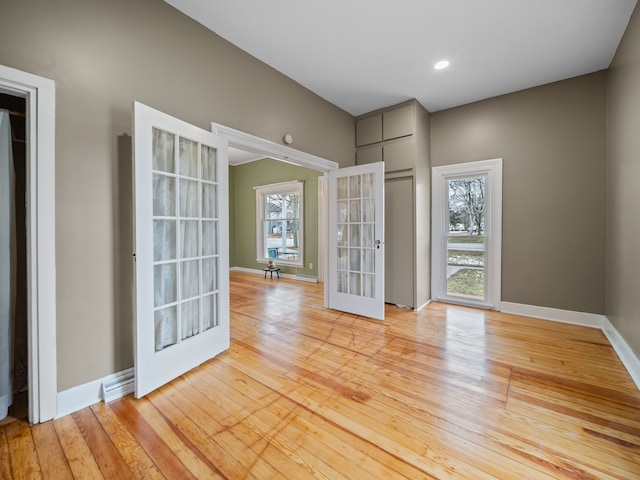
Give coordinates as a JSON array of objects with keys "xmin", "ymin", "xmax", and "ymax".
[{"xmin": 2, "ymin": 271, "xmax": 640, "ymax": 479}]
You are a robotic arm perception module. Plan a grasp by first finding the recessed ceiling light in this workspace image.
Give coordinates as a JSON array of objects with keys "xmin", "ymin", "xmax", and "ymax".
[{"xmin": 434, "ymin": 60, "xmax": 450, "ymax": 70}]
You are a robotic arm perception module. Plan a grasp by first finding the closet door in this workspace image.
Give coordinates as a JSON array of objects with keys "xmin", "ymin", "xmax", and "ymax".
[
  {"xmin": 133, "ymin": 102, "xmax": 229, "ymax": 398},
  {"xmin": 385, "ymin": 176, "xmax": 414, "ymax": 307}
]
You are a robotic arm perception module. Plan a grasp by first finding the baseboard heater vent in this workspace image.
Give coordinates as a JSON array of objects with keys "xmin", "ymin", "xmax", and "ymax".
[{"xmin": 101, "ymin": 368, "xmax": 135, "ymax": 403}]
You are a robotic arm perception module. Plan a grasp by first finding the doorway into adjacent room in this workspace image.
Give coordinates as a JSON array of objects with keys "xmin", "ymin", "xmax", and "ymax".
[{"xmin": 0, "ymin": 93, "xmax": 27, "ymax": 425}]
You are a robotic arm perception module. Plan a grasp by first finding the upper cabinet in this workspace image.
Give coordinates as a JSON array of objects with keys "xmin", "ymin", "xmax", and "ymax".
[
  {"xmin": 382, "ymin": 104, "xmax": 414, "ymax": 141},
  {"xmin": 356, "ymin": 115, "xmax": 382, "ymax": 146},
  {"xmin": 355, "ymin": 100, "xmax": 426, "ymax": 174},
  {"xmin": 356, "ymin": 103, "xmax": 414, "ymax": 147}
]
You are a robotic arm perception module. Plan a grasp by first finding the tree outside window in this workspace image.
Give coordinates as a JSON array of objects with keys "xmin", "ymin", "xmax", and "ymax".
[{"xmin": 448, "ymin": 176, "xmax": 485, "ymax": 235}]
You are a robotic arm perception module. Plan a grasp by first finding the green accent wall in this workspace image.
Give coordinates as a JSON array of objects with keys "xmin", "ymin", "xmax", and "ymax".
[{"xmin": 230, "ymin": 158, "xmax": 322, "ymax": 277}]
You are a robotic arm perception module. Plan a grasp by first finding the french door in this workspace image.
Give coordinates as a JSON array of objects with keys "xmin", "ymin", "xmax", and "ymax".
[
  {"xmin": 328, "ymin": 162, "xmax": 385, "ymax": 320},
  {"xmin": 432, "ymin": 159, "xmax": 502, "ymax": 310},
  {"xmin": 133, "ymin": 102, "xmax": 229, "ymax": 398}
]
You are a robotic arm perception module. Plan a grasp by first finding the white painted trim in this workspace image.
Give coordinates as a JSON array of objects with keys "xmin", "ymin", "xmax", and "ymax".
[
  {"xmin": 432, "ymin": 296, "xmax": 496, "ymax": 311},
  {"xmin": 322, "ymin": 173, "xmax": 330, "ymax": 308},
  {"xmin": 253, "ymin": 180, "xmax": 302, "ymax": 190},
  {"xmin": 56, "ymin": 368, "xmax": 134, "ymax": 419},
  {"xmin": 601, "ymin": 318, "xmax": 640, "ymax": 390},
  {"xmin": 501, "ymin": 302, "xmax": 640, "ymax": 390},
  {"xmin": 0, "ymin": 65, "xmax": 56, "ymax": 423},
  {"xmin": 415, "ymin": 299, "xmax": 432, "ymax": 311},
  {"xmin": 255, "ymin": 180, "xmax": 304, "ymax": 267},
  {"xmin": 231, "ymin": 266, "xmax": 318, "ymax": 283},
  {"xmin": 500, "ymin": 302, "xmax": 606, "ymax": 328},
  {"xmin": 317, "ymin": 176, "xmax": 326, "ymax": 283},
  {"xmin": 432, "ymin": 159, "xmax": 503, "ymax": 310},
  {"xmin": 211, "ymin": 122, "xmax": 339, "ymax": 173}
]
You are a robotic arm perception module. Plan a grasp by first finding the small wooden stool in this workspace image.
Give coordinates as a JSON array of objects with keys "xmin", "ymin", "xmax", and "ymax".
[{"xmin": 263, "ymin": 267, "xmax": 281, "ymax": 279}]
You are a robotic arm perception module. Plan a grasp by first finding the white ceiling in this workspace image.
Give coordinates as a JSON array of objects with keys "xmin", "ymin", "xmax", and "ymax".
[{"xmin": 165, "ymin": 0, "xmax": 636, "ymax": 117}]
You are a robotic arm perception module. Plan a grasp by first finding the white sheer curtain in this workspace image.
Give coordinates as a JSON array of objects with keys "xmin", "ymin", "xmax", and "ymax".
[
  {"xmin": 152, "ymin": 128, "xmax": 178, "ymax": 351},
  {"xmin": 151, "ymin": 130, "xmax": 204, "ymax": 351},
  {"xmin": 150, "ymin": 128, "xmax": 220, "ymax": 353},
  {"xmin": 0, "ymin": 109, "xmax": 15, "ymax": 419}
]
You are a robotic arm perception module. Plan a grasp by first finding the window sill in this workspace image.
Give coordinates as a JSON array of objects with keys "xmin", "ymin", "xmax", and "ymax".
[{"xmin": 257, "ymin": 259, "xmax": 303, "ymax": 268}]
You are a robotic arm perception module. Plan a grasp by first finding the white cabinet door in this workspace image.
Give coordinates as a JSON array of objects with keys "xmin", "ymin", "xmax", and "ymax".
[
  {"xmin": 328, "ymin": 162, "xmax": 385, "ymax": 320},
  {"xmin": 133, "ymin": 102, "xmax": 229, "ymax": 398}
]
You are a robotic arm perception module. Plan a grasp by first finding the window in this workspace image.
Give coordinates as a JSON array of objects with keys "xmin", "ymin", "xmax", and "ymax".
[
  {"xmin": 432, "ymin": 159, "xmax": 502, "ymax": 309},
  {"xmin": 256, "ymin": 181, "xmax": 303, "ymax": 266}
]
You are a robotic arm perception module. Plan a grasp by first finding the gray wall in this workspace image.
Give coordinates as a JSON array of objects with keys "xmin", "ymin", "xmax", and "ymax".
[
  {"xmin": 606, "ymin": 5, "xmax": 640, "ymax": 357},
  {"xmin": 431, "ymin": 72, "xmax": 607, "ymax": 314},
  {"xmin": 0, "ymin": 0, "xmax": 355, "ymax": 391}
]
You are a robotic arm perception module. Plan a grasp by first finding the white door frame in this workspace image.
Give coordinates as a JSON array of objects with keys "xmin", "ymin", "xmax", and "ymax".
[
  {"xmin": 432, "ymin": 158, "xmax": 502, "ymax": 310},
  {"xmin": 0, "ymin": 65, "xmax": 57, "ymax": 423},
  {"xmin": 210, "ymin": 122, "xmax": 338, "ymax": 304}
]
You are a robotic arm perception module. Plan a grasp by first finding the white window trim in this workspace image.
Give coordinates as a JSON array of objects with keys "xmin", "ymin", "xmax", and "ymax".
[
  {"xmin": 432, "ymin": 158, "xmax": 502, "ymax": 310},
  {"xmin": 255, "ymin": 180, "xmax": 304, "ymax": 267}
]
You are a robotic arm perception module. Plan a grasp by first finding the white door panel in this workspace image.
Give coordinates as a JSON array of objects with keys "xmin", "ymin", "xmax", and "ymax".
[
  {"xmin": 133, "ymin": 102, "xmax": 229, "ymax": 398},
  {"xmin": 328, "ymin": 162, "xmax": 385, "ymax": 320}
]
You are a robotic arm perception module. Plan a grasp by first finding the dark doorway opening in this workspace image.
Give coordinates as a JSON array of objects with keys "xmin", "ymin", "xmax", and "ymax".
[{"xmin": 0, "ymin": 92, "xmax": 28, "ymax": 424}]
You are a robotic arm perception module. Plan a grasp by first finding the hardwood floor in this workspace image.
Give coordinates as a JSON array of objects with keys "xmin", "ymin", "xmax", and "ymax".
[{"xmin": 2, "ymin": 271, "xmax": 640, "ymax": 479}]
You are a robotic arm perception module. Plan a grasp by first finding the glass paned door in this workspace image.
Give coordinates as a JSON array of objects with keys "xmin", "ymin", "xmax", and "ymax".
[
  {"xmin": 328, "ymin": 162, "xmax": 384, "ymax": 320},
  {"xmin": 446, "ymin": 176, "xmax": 486, "ymax": 301},
  {"xmin": 151, "ymin": 132, "xmax": 221, "ymax": 351},
  {"xmin": 134, "ymin": 102, "xmax": 229, "ymax": 398}
]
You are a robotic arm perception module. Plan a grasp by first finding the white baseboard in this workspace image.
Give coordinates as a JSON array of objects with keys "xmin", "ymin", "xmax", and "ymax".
[
  {"xmin": 600, "ymin": 318, "xmax": 640, "ymax": 390},
  {"xmin": 56, "ymin": 367, "xmax": 134, "ymax": 419},
  {"xmin": 501, "ymin": 302, "xmax": 640, "ymax": 390},
  {"xmin": 415, "ymin": 299, "xmax": 432, "ymax": 312},
  {"xmin": 231, "ymin": 266, "xmax": 318, "ymax": 283},
  {"xmin": 500, "ymin": 302, "xmax": 607, "ymax": 328}
]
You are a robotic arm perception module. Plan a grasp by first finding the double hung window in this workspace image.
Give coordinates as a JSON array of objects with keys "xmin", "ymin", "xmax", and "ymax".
[{"xmin": 256, "ymin": 181, "xmax": 303, "ymax": 266}]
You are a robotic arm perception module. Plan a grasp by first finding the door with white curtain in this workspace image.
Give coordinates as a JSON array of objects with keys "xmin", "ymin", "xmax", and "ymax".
[
  {"xmin": 328, "ymin": 162, "xmax": 385, "ymax": 320},
  {"xmin": 133, "ymin": 102, "xmax": 229, "ymax": 398}
]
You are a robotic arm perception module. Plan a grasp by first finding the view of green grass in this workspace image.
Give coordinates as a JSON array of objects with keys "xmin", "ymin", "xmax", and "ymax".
[
  {"xmin": 447, "ymin": 268, "xmax": 484, "ymax": 297},
  {"xmin": 447, "ymin": 236, "xmax": 485, "ymax": 244}
]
